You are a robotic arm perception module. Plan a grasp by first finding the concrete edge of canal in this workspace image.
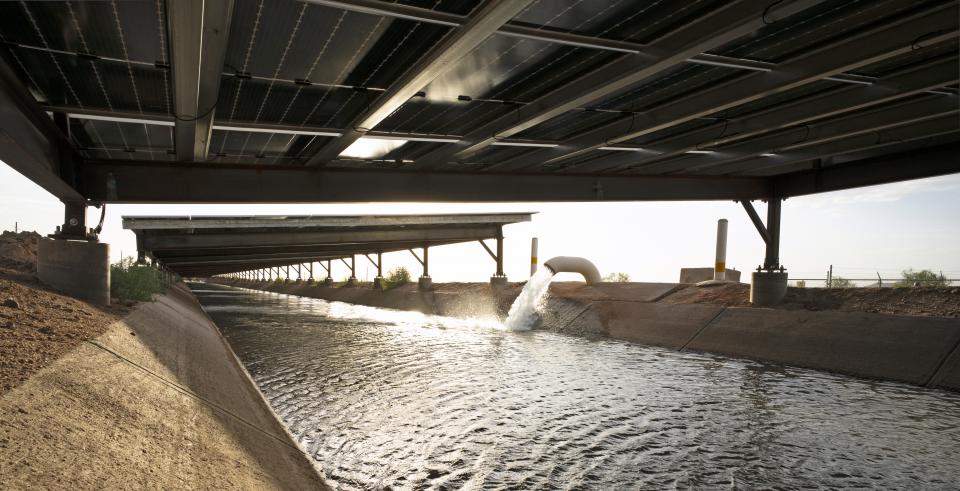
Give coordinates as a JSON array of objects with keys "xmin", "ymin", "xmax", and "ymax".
[
  {"xmin": 217, "ymin": 279, "xmax": 960, "ymax": 393},
  {"xmin": 0, "ymin": 283, "xmax": 329, "ymax": 490}
]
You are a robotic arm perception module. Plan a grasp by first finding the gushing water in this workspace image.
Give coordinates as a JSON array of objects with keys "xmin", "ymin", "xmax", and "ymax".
[{"xmin": 503, "ymin": 267, "xmax": 555, "ymax": 331}]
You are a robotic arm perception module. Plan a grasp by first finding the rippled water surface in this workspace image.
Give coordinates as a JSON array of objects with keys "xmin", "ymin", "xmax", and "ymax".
[{"xmin": 191, "ymin": 283, "xmax": 960, "ymax": 490}]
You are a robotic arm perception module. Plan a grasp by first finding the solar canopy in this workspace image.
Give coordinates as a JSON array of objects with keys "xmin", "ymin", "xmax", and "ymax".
[
  {"xmin": 0, "ymin": 0, "xmax": 957, "ymax": 204},
  {"xmin": 123, "ymin": 213, "xmax": 531, "ymax": 276}
]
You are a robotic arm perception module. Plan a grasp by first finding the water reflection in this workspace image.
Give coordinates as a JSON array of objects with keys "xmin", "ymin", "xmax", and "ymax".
[{"xmin": 192, "ymin": 283, "xmax": 960, "ymax": 490}]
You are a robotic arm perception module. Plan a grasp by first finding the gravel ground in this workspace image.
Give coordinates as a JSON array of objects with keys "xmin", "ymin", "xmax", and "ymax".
[
  {"xmin": 661, "ymin": 282, "xmax": 960, "ymax": 317},
  {"xmin": 0, "ymin": 269, "xmax": 133, "ymax": 394}
]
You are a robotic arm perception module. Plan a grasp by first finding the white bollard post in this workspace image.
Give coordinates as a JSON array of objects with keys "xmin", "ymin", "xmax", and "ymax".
[
  {"xmin": 715, "ymin": 219, "xmax": 728, "ymax": 281},
  {"xmin": 530, "ymin": 237, "xmax": 539, "ymax": 277}
]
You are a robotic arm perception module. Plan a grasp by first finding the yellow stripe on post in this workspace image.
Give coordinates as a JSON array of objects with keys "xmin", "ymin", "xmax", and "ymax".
[{"xmin": 715, "ymin": 261, "xmax": 726, "ymax": 272}]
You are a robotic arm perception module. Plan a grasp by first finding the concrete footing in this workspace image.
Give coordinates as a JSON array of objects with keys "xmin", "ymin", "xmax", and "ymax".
[
  {"xmin": 751, "ymin": 271, "xmax": 788, "ymax": 306},
  {"xmin": 37, "ymin": 238, "xmax": 110, "ymax": 306},
  {"xmin": 345, "ymin": 277, "xmax": 358, "ymax": 287},
  {"xmin": 373, "ymin": 276, "xmax": 385, "ymax": 290},
  {"xmin": 323, "ymin": 277, "xmax": 333, "ymax": 286},
  {"xmin": 490, "ymin": 275, "xmax": 508, "ymax": 288},
  {"xmin": 418, "ymin": 276, "xmax": 433, "ymax": 290}
]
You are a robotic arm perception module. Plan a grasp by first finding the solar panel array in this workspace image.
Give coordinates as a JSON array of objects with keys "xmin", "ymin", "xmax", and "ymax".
[{"xmin": 0, "ymin": 0, "xmax": 956, "ymax": 174}]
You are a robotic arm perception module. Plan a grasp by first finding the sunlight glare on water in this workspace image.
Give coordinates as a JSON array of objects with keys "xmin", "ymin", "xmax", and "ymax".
[{"xmin": 192, "ymin": 283, "xmax": 960, "ymax": 490}]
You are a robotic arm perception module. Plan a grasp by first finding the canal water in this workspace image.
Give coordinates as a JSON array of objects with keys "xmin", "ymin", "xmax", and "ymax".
[{"xmin": 191, "ymin": 283, "xmax": 960, "ymax": 490}]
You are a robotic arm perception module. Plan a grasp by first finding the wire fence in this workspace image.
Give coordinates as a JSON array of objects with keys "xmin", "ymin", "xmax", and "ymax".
[{"xmin": 789, "ymin": 265, "xmax": 959, "ymax": 288}]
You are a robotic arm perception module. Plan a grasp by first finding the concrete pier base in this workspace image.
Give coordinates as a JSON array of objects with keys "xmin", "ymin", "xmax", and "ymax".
[
  {"xmin": 373, "ymin": 276, "xmax": 385, "ymax": 290},
  {"xmin": 751, "ymin": 271, "xmax": 788, "ymax": 306},
  {"xmin": 345, "ymin": 277, "xmax": 358, "ymax": 287},
  {"xmin": 418, "ymin": 276, "xmax": 433, "ymax": 290},
  {"xmin": 323, "ymin": 277, "xmax": 333, "ymax": 286},
  {"xmin": 490, "ymin": 275, "xmax": 508, "ymax": 288},
  {"xmin": 37, "ymin": 238, "xmax": 110, "ymax": 306}
]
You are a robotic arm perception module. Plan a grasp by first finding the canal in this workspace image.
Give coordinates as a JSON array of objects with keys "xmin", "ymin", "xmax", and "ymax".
[{"xmin": 191, "ymin": 283, "xmax": 960, "ymax": 489}]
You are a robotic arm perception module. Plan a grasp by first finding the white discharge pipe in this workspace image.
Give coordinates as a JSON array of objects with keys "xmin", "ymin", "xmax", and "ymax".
[
  {"xmin": 715, "ymin": 218, "xmax": 728, "ymax": 281},
  {"xmin": 543, "ymin": 256, "xmax": 602, "ymax": 284}
]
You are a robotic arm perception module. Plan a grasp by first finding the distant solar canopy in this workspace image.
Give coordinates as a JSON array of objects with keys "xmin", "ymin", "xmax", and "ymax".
[
  {"xmin": 122, "ymin": 213, "xmax": 532, "ymax": 276},
  {"xmin": 0, "ymin": 0, "xmax": 956, "ymax": 204}
]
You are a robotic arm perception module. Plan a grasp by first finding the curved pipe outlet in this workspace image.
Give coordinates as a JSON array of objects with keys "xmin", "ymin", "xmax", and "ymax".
[{"xmin": 543, "ymin": 256, "xmax": 602, "ymax": 284}]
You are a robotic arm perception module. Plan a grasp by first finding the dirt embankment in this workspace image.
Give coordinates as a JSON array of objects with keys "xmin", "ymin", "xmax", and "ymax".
[
  {"xmin": 0, "ymin": 231, "xmax": 39, "ymax": 273},
  {"xmin": 0, "ymin": 270, "xmax": 133, "ymax": 394},
  {"xmin": 0, "ymin": 230, "xmax": 132, "ymax": 393},
  {"xmin": 660, "ymin": 282, "xmax": 960, "ymax": 318}
]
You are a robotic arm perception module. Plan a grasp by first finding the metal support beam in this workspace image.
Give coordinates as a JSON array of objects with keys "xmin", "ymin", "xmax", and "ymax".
[
  {"xmin": 496, "ymin": 227, "xmax": 504, "ymax": 277},
  {"xmin": 167, "ymin": 0, "xmax": 234, "ymax": 161},
  {"xmin": 774, "ymin": 143, "xmax": 960, "ymax": 198},
  {"xmin": 564, "ymin": 58, "xmax": 959, "ymax": 173},
  {"xmin": 80, "ymin": 160, "xmax": 770, "ymax": 202},
  {"xmin": 364, "ymin": 253, "xmax": 382, "ymax": 278},
  {"xmin": 763, "ymin": 199, "xmax": 782, "ymax": 271},
  {"xmin": 478, "ymin": 240, "xmax": 497, "ymax": 261},
  {"xmin": 0, "ymin": 56, "xmax": 82, "ymax": 201},
  {"xmin": 410, "ymin": 0, "xmax": 826, "ymax": 168},
  {"xmin": 339, "ymin": 256, "xmax": 357, "ymax": 280},
  {"xmin": 309, "ymin": 0, "xmax": 902, "ymax": 90},
  {"xmin": 740, "ymin": 201, "xmax": 769, "ymax": 245},
  {"xmin": 306, "ymin": 0, "xmax": 535, "ymax": 165},
  {"xmin": 705, "ymin": 116, "xmax": 959, "ymax": 176},
  {"xmin": 634, "ymin": 95, "xmax": 958, "ymax": 175},
  {"xmin": 423, "ymin": 246, "xmax": 429, "ymax": 278},
  {"xmin": 523, "ymin": 4, "xmax": 959, "ymax": 168},
  {"xmin": 478, "ymin": 228, "xmax": 505, "ymax": 276},
  {"xmin": 411, "ymin": 247, "xmax": 430, "ymax": 277}
]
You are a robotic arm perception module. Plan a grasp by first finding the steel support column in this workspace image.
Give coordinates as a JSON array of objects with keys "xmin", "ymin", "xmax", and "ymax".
[
  {"xmin": 745, "ymin": 198, "xmax": 787, "ymax": 305},
  {"xmin": 764, "ymin": 199, "xmax": 782, "ymax": 271}
]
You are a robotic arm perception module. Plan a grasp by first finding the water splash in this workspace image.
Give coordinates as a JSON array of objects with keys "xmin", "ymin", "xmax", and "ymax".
[{"xmin": 503, "ymin": 267, "xmax": 555, "ymax": 331}]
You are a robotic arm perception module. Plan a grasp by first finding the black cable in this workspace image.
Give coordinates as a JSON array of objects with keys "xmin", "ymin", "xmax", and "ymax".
[
  {"xmin": 171, "ymin": 71, "xmax": 242, "ymax": 122},
  {"xmin": 696, "ymin": 118, "xmax": 730, "ymax": 150},
  {"xmin": 912, "ymin": 30, "xmax": 951, "ymax": 50},
  {"xmin": 763, "ymin": 0, "xmax": 785, "ymax": 25}
]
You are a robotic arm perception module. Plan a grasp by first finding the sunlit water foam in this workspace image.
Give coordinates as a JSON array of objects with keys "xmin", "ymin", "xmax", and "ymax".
[{"xmin": 503, "ymin": 268, "xmax": 555, "ymax": 331}]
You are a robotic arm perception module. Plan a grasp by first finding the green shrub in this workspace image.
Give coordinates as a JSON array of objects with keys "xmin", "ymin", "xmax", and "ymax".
[
  {"xmin": 111, "ymin": 257, "xmax": 164, "ymax": 301},
  {"xmin": 896, "ymin": 269, "xmax": 948, "ymax": 288},
  {"xmin": 602, "ymin": 272, "xmax": 631, "ymax": 282},
  {"xmin": 383, "ymin": 266, "xmax": 411, "ymax": 290}
]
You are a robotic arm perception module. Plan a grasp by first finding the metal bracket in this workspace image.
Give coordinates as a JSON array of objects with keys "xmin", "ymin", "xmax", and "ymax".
[
  {"xmin": 739, "ymin": 200, "xmax": 770, "ymax": 244},
  {"xmin": 478, "ymin": 239, "xmax": 498, "ymax": 262},
  {"xmin": 409, "ymin": 249, "xmax": 424, "ymax": 266}
]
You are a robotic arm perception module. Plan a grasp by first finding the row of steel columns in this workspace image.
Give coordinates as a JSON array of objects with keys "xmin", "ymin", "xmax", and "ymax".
[{"xmin": 216, "ymin": 228, "xmax": 508, "ymax": 289}]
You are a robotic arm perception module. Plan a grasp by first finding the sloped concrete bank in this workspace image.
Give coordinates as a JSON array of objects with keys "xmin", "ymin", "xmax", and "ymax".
[
  {"xmin": 218, "ymin": 279, "xmax": 960, "ymax": 392},
  {"xmin": 0, "ymin": 284, "xmax": 327, "ymax": 490}
]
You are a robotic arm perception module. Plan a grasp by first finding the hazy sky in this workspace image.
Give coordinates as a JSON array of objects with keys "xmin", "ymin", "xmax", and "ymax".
[{"xmin": 2, "ymin": 160, "xmax": 959, "ymax": 285}]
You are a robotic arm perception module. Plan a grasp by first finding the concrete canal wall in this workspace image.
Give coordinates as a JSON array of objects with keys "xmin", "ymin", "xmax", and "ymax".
[
  {"xmin": 218, "ymin": 279, "xmax": 960, "ymax": 392},
  {"xmin": 0, "ymin": 284, "xmax": 328, "ymax": 489}
]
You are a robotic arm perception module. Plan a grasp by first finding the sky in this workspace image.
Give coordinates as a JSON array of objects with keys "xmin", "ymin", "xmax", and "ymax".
[{"xmin": 2, "ymin": 160, "xmax": 959, "ymax": 285}]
